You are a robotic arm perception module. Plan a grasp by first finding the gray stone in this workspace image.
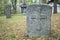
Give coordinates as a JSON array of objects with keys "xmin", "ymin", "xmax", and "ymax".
[
  {"xmin": 5, "ymin": 4, "xmax": 11, "ymax": 18},
  {"xmin": 26, "ymin": 4, "xmax": 52, "ymax": 38}
]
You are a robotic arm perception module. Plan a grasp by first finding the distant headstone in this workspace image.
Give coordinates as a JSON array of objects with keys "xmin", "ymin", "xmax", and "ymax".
[
  {"xmin": 5, "ymin": 4, "xmax": 11, "ymax": 18},
  {"xmin": 20, "ymin": 3, "xmax": 27, "ymax": 13},
  {"xmin": 26, "ymin": 4, "xmax": 52, "ymax": 38}
]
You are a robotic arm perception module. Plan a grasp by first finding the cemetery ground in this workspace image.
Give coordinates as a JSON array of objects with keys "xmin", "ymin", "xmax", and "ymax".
[{"xmin": 0, "ymin": 13, "xmax": 60, "ymax": 40}]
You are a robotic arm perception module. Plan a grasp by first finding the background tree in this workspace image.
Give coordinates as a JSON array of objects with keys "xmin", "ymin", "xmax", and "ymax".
[
  {"xmin": 11, "ymin": 0, "xmax": 17, "ymax": 14},
  {"xmin": 54, "ymin": 0, "xmax": 57, "ymax": 13},
  {"xmin": 47, "ymin": 0, "xmax": 58, "ymax": 13},
  {"xmin": 0, "ymin": 0, "xmax": 4, "ymax": 15}
]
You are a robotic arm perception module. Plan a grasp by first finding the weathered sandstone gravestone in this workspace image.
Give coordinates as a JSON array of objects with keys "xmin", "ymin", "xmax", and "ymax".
[
  {"xmin": 26, "ymin": 4, "xmax": 52, "ymax": 38},
  {"xmin": 5, "ymin": 4, "xmax": 11, "ymax": 18}
]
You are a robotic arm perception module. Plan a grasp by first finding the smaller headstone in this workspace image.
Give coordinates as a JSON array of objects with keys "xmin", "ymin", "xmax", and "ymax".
[
  {"xmin": 20, "ymin": 3, "xmax": 27, "ymax": 13},
  {"xmin": 5, "ymin": 4, "xmax": 11, "ymax": 18}
]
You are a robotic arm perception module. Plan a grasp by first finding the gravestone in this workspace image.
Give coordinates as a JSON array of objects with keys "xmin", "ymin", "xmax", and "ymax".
[
  {"xmin": 20, "ymin": 3, "xmax": 27, "ymax": 13},
  {"xmin": 26, "ymin": 4, "xmax": 52, "ymax": 38},
  {"xmin": 5, "ymin": 4, "xmax": 11, "ymax": 18}
]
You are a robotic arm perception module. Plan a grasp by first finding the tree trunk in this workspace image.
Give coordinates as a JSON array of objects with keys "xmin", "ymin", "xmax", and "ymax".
[
  {"xmin": 54, "ymin": 0, "xmax": 57, "ymax": 13},
  {"xmin": 11, "ymin": 0, "xmax": 17, "ymax": 14},
  {"xmin": 14, "ymin": 0, "xmax": 17, "ymax": 14}
]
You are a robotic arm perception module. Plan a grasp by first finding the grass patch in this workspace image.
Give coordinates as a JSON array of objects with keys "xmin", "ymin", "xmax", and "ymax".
[
  {"xmin": 10, "ymin": 33, "xmax": 16, "ymax": 38},
  {"xmin": 0, "ymin": 14, "xmax": 26, "ymax": 20},
  {"xmin": 0, "ymin": 13, "xmax": 27, "ymax": 40},
  {"xmin": 0, "ymin": 13, "xmax": 60, "ymax": 40}
]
